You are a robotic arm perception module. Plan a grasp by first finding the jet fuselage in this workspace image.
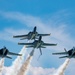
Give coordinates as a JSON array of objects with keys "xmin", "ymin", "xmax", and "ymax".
[
  {"xmin": 52, "ymin": 47, "xmax": 75, "ymax": 58},
  {"xmin": 27, "ymin": 32, "xmax": 38, "ymax": 40},
  {"xmin": 0, "ymin": 48, "xmax": 8, "ymax": 58},
  {"xmin": 32, "ymin": 40, "xmax": 44, "ymax": 48},
  {"xmin": 68, "ymin": 49, "xmax": 75, "ymax": 58}
]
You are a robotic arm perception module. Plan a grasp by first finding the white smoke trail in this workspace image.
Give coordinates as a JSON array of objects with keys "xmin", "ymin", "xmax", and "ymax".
[
  {"xmin": 10, "ymin": 46, "xmax": 26, "ymax": 75},
  {"xmin": 54, "ymin": 59, "xmax": 70, "ymax": 75},
  {"xmin": 17, "ymin": 49, "xmax": 34, "ymax": 75},
  {"xmin": 3, "ymin": 66, "xmax": 13, "ymax": 75},
  {"xmin": 0, "ymin": 58, "xmax": 4, "ymax": 75}
]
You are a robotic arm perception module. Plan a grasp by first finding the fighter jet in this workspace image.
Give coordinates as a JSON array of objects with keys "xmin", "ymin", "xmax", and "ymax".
[
  {"xmin": 0, "ymin": 46, "xmax": 22, "ymax": 59},
  {"xmin": 52, "ymin": 47, "xmax": 75, "ymax": 58},
  {"xmin": 13, "ymin": 26, "xmax": 50, "ymax": 40},
  {"xmin": 18, "ymin": 36, "xmax": 57, "ymax": 55}
]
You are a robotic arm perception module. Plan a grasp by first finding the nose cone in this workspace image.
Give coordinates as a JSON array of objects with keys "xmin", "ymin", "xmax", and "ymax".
[{"xmin": 19, "ymin": 54, "xmax": 22, "ymax": 56}]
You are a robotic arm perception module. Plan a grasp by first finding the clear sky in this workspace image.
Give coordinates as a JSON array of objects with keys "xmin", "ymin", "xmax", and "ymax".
[{"xmin": 0, "ymin": 0, "xmax": 75, "ymax": 75}]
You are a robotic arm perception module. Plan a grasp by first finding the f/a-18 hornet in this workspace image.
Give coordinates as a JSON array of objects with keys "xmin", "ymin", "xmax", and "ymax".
[
  {"xmin": 13, "ymin": 26, "xmax": 50, "ymax": 40},
  {"xmin": 52, "ymin": 47, "xmax": 75, "ymax": 58},
  {"xmin": 18, "ymin": 36, "xmax": 57, "ymax": 55},
  {"xmin": 0, "ymin": 46, "xmax": 22, "ymax": 59}
]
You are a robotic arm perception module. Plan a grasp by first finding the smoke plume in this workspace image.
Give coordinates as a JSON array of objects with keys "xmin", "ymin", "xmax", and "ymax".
[
  {"xmin": 54, "ymin": 59, "xmax": 70, "ymax": 75},
  {"xmin": 18, "ymin": 49, "xmax": 34, "ymax": 75},
  {"xmin": 10, "ymin": 46, "xmax": 26, "ymax": 75},
  {"xmin": 0, "ymin": 58, "xmax": 4, "ymax": 75}
]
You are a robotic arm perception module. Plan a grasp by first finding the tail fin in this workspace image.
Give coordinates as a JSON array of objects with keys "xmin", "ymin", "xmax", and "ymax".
[
  {"xmin": 64, "ymin": 48, "xmax": 67, "ymax": 52},
  {"xmin": 33, "ymin": 26, "xmax": 36, "ymax": 33},
  {"xmin": 39, "ymin": 36, "xmax": 42, "ymax": 42},
  {"xmin": 37, "ymin": 48, "xmax": 42, "ymax": 61}
]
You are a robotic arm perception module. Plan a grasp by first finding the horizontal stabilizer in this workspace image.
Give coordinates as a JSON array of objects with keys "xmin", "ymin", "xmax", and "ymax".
[
  {"xmin": 59, "ymin": 56, "xmax": 69, "ymax": 58},
  {"xmin": 26, "ymin": 46, "xmax": 34, "ymax": 48},
  {"xmin": 18, "ymin": 42, "xmax": 32, "ymax": 45},
  {"xmin": 8, "ymin": 52, "xmax": 22, "ymax": 56},
  {"xmin": 6, "ymin": 56, "xmax": 12, "ymax": 59},
  {"xmin": 41, "ymin": 46, "xmax": 46, "ymax": 48},
  {"xmin": 20, "ymin": 37, "xmax": 27, "ymax": 40}
]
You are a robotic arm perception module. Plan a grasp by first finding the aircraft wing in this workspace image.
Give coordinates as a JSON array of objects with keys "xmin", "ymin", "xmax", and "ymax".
[
  {"xmin": 43, "ymin": 43, "xmax": 57, "ymax": 46},
  {"xmin": 52, "ymin": 52, "xmax": 68, "ymax": 55},
  {"xmin": 13, "ymin": 34, "xmax": 28, "ymax": 38},
  {"xmin": 8, "ymin": 52, "xmax": 22, "ymax": 56},
  {"xmin": 38, "ymin": 33, "xmax": 51, "ymax": 36},
  {"xmin": 18, "ymin": 42, "xmax": 33, "ymax": 45}
]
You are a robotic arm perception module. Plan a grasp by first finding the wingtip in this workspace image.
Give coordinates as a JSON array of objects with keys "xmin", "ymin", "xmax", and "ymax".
[
  {"xmin": 49, "ymin": 33, "xmax": 51, "ymax": 35},
  {"xmin": 18, "ymin": 42, "xmax": 20, "ymax": 44},
  {"xmin": 19, "ymin": 54, "xmax": 22, "ymax": 56},
  {"xmin": 52, "ymin": 53, "xmax": 56, "ymax": 55},
  {"xmin": 18, "ymin": 43, "xmax": 19, "ymax": 44},
  {"xmin": 55, "ymin": 43, "xmax": 57, "ymax": 45},
  {"xmin": 13, "ymin": 36, "xmax": 16, "ymax": 38},
  {"xmin": 54, "ymin": 43, "xmax": 57, "ymax": 45},
  {"xmin": 18, "ymin": 42, "xmax": 20, "ymax": 45},
  {"xmin": 52, "ymin": 53, "xmax": 54, "ymax": 55},
  {"xmin": 10, "ymin": 57, "xmax": 12, "ymax": 59},
  {"xmin": 13, "ymin": 36, "xmax": 15, "ymax": 38}
]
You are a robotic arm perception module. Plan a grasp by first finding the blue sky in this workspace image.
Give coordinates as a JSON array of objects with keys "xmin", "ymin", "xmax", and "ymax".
[{"xmin": 0, "ymin": 0, "xmax": 75, "ymax": 75}]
